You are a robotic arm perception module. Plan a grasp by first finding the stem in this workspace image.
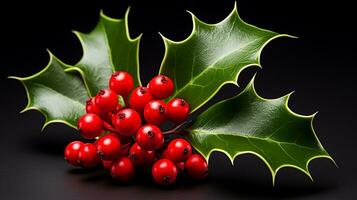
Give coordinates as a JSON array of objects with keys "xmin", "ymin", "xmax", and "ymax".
[
  {"xmin": 163, "ymin": 120, "xmax": 192, "ymax": 135},
  {"xmin": 103, "ymin": 121, "xmax": 119, "ymax": 134}
]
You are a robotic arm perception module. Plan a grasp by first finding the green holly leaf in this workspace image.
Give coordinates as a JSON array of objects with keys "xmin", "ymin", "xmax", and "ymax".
[
  {"xmin": 9, "ymin": 52, "xmax": 88, "ymax": 129},
  {"xmin": 186, "ymin": 77, "xmax": 334, "ymax": 184},
  {"xmin": 10, "ymin": 8, "xmax": 140, "ymax": 129},
  {"xmin": 159, "ymin": 3, "xmax": 291, "ymax": 112},
  {"xmin": 67, "ymin": 8, "xmax": 142, "ymax": 96}
]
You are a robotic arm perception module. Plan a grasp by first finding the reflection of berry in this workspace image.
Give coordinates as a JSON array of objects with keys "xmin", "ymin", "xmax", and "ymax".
[
  {"xmin": 129, "ymin": 87, "xmax": 153, "ymax": 113},
  {"xmin": 152, "ymin": 159, "xmax": 178, "ymax": 185},
  {"xmin": 96, "ymin": 134, "xmax": 121, "ymax": 161},
  {"xmin": 77, "ymin": 143, "xmax": 100, "ymax": 168},
  {"xmin": 144, "ymin": 100, "xmax": 169, "ymax": 126},
  {"xmin": 78, "ymin": 113, "xmax": 103, "ymax": 139},
  {"xmin": 128, "ymin": 143, "xmax": 155, "ymax": 167},
  {"xmin": 95, "ymin": 89, "xmax": 118, "ymax": 113},
  {"xmin": 167, "ymin": 139, "xmax": 192, "ymax": 163},
  {"xmin": 136, "ymin": 124, "xmax": 164, "ymax": 151},
  {"xmin": 110, "ymin": 157, "xmax": 135, "ymax": 182},
  {"xmin": 109, "ymin": 71, "xmax": 134, "ymax": 96},
  {"xmin": 168, "ymin": 98, "xmax": 190, "ymax": 124},
  {"xmin": 185, "ymin": 154, "xmax": 208, "ymax": 180},
  {"xmin": 113, "ymin": 108, "xmax": 141, "ymax": 136},
  {"xmin": 148, "ymin": 75, "xmax": 174, "ymax": 99},
  {"xmin": 64, "ymin": 141, "xmax": 84, "ymax": 166}
]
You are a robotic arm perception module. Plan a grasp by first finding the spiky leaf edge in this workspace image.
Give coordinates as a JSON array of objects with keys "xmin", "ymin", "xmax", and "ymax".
[
  {"xmin": 9, "ymin": 8, "xmax": 141, "ymax": 131},
  {"xmin": 187, "ymin": 76, "xmax": 336, "ymax": 185},
  {"xmin": 158, "ymin": 2, "xmax": 295, "ymax": 113}
]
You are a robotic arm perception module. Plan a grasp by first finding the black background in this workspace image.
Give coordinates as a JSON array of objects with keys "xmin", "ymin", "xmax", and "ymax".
[{"xmin": 1, "ymin": 0, "xmax": 356, "ymax": 199}]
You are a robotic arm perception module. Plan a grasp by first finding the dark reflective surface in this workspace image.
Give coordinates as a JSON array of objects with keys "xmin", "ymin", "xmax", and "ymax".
[{"xmin": 1, "ymin": 0, "xmax": 356, "ymax": 199}]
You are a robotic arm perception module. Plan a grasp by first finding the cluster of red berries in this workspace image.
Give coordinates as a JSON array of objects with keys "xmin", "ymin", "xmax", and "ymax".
[{"xmin": 64, "ymin": 71, "xmax": 208, "ymax": 185}]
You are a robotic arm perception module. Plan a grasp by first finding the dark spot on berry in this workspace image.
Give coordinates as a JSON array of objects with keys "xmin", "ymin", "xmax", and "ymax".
[
  {"xmin": 159, "ymin": 105, "xmax": 166, "ymax": 114},
  {"xmin": 180, "ymin": 99, "xmax": 186, "ymax": 106},
  {"xmin": 183, "ymin": 148, "xmax": 189, "ymax": 155},
  {"xmin": 139, "ymin": 87, "xmax": 146, "ymax": 94},
  {"xmin": 118, "ymin": 113, "xmax": 125, "ymax": 119},
  {"xmin": 99, "ymin": 89, "xmax": 105, "ymax": 96},
  {"xmin": 162, "ymin": 176, "xmax": 171, "ymax": 184},
  {"xmin": 112, "ymin": 72, "xmax": 120, "ymax": 77},
  {"xmin": 97, "ymin": 151, "xmax": 105, "ymax": 158},
  {"xmin": 128, "ymin": 153, "xmax": 137, "ymax": 161},
  {"xmin": 147, "ymin": 130, "xmax": 154, "ymax": 138},
  {"xmin": 86, "ymin": 98, "xmax": 93, "ymax": 106},
  {"xmin": 160, "ymin": 76, "xmax": 168, "ymax": 84}
]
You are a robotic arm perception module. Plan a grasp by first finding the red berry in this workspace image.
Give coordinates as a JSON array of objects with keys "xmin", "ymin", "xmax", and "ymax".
[
  {"xmin": 110, "ymin": 157, "xmax": 135, "ymax": 182},
  {"xmin": 103, "ymin": 160, "xmax": 113, "ymax": 169},
  {"xmin": 148, "ymin": 75, "xmax": 174, "ymax": 99},
  {"xmin": 136, "ymin": 124, "xmax": 164, "ymax": 151},
  {"xmin": 143, "ymin": 100, "xmax": 169, "ymax": 126},
  {"xmin": 78, "ymin": 113, "xmax": 103, "ymax": 139},
  {"xmin": 77, "ymin": 143, "xmax": 100, "ymax": 168},
  {"xmin": 129, "ymin": 87, "xmax": 153, "ymax": 113},
  {"xmin": 128, "ymin": 143, "xmax": 155, "ymax": 167},
  {"xmin": 95, "ymin": 89, "xmax": 118, "ymax": 113},
  {"xmin": 152, "ymin": 159, "xmax": 178, "ymax": 185},
  {"xmin": 167, "ymin": 139, "xmax": 192, "ymax": 163},
  {"xmin": 96, "ymin": 134, "xmax": 122, "ymax": 161},
  {"xmin": 168, "ymin": 98, "xmax": 190, "ymax": 124},
  {"xmin": 185, "ymin": 154, "xmax": 208, "ymax": 180},
  {"xmin": 86, "ymin": 97, "xmax": 102, "ymax": 115},
  {"xmin": 113, "ymin": 108, "xmax": 141, "ymax": 136},
  {"xmin": 109, "ymin": 71, "xmax": 134, "ymax": 96},
  {"xmin": 64, "ymin": 141, "xmax": 84, "ymax": 166}
]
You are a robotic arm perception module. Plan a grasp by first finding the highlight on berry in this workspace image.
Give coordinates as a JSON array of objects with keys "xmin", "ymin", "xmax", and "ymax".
[{"xmin": 64, "ymin": 71, "xmax": 206, "ymax": 186}]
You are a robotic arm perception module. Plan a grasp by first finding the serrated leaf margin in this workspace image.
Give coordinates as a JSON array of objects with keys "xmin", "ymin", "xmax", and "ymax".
[
  {"xmin": 158, "ymin": 2, "xmax": 296, "ymax": 113},
  {"xmin": 9, "ymin": 50, "xmax": 81, "ymax": 131},
  {"xmin": 188, "ymin": 76, "xmax": 336, "ymax": 185}
]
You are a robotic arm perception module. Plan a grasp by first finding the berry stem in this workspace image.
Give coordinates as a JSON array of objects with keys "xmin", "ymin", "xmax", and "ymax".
[
  {"xmin": 162, "ymin": 119, "xmax": 193, "ymax": 135},
  {"xmin": 103, "ymin": 121, "xmax": 119, "ymax": 134}
]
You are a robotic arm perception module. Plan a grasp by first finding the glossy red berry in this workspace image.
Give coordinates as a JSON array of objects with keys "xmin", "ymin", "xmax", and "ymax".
[
  {"xmin": 168, "ymin": 98, "xmax": 190, "ymax": 124},
  {"xmin": 110, "ymin": 157, "xmax": 135, "ymax": 182},
  {"xmin": 129, "ymin": 87, "xmax": 153, "ymax": 113},
  {"xmin": 136, "ymin": 124, "xmax": 164, "ymax": 151},
  {"xmin": 113, "ymin": 108, "xmax": 141, "ymax": 136},
  {"xmin": 85, "ymin": 97, "xmax": 102, "ymax": 115},
  {"xmin": 143, "ymin": 100, "xmax": 169, "ymax": 126},
  {"xmin": 78, "ymin": 113, "xmax": 103, "ymax": 139},
  {"xmin": 148, "ymin": 75, "xmax": 174, "ymax": 99},
  {"xmin": 103, "ymin": 160, "xmax": 113, "ymax": 169},
  {"xmin": 109, "ymin": 71, "xmax": 134, "ymax": 96},
  {"xmin": 185, "ymin": 154, "xmax": 208, "ymax": 180},
  {"xmin": 96, "ymin": 134, "xmax": 122, "ymax": 161},
  {"xmin": 64, "ymin": 141, "xmax": 84, "ymax": 166},
  {"xmin": 167, "ymin": 138, "xmax": 192, "ymax": 163},
  {"xmin": 152, "ymin": 159, "xmax": 178, "ymax": 185},
  {"xmin": 95, "ymin": 89, "xmax": 118, "ymax": 113},
  {"xmin": 77, "ymin": 143, "xmax": 100, "ymax": 168},
  {"xmin": 128, "ymin": 143, "xmax": 155, "ymax": 167}
]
